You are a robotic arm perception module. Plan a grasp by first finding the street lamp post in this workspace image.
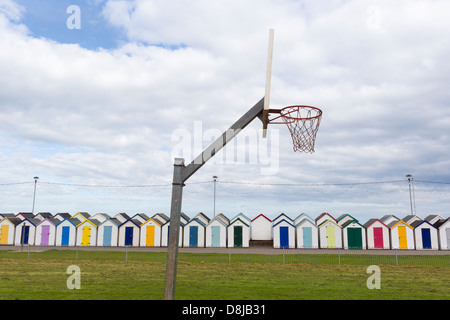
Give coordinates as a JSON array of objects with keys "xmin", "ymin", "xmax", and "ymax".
[
  {"xmin": 406, "ymin": 174, "xmax": 416, "ymax": 215},
  {"xmin": 32, "ymin": 176, "xmax": 39, "ymax": 214},
  {"xmin": 213, "ymin": 176, "xmax": 218, "ymax": 217}
]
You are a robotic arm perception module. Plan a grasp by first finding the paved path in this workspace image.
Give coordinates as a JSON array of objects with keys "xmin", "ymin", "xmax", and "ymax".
[{"xmin": 1, "ymin": 245, "xmax": 448, "ymax": 255}]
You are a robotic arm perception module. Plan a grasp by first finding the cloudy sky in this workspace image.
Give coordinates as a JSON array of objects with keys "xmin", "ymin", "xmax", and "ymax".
[{"xmin": 0, "ymin": 0, "xmax": 449, "ymax": 223}]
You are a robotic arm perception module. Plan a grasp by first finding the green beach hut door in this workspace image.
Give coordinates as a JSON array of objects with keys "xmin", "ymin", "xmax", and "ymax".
[
  {"xmin": 211, "ymin": 226, "xmax": 220, "ymax": 247},
  {"xmin": 234, "ymin": 226, "xmax": 243, "ymax": 247},
  {"xmin": 347, "ymin": 228, "xmax": 362, "ymax": 250}
]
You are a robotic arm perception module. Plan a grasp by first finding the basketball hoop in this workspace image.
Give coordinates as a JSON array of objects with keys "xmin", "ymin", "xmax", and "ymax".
[{"xmin": 269, "ymin": 105, "xmax": 322, "ymax": 153}]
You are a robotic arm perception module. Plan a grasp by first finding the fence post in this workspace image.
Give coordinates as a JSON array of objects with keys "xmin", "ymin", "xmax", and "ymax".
[
  {"xmin": 76, "ymin": 246, "xmax": 78, "ymax": 261},
  {"xmin": 395, "ymin": 248, "xmax": 398, "ymax": 267},
  {"xmin": 338, "ymin": 248, "xmax": 341, "ymax": 265},
  {"xmin": 283, "ymin": 248, "xmax": 285, "ymax": 264},
  {"xmin": 228, "ymin": 249, "xmax": 231, "ymax": 264},
  {"xmin": 27, "ymin": 244, "xmax": 30, "ymax": 260},
  {"xmin": 126, "ymin": 246, "xmax": 128, "ymax": 262}
]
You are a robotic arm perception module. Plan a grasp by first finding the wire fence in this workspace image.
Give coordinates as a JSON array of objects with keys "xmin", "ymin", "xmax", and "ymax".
[{"xmin": 1, "ymin": 245, "xmax": 449, "ymax": 268}]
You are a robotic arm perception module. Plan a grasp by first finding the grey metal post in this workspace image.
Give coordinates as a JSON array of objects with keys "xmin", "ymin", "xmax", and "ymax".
[
  {"xmin": 163, "ymin": 98, "xmax": 265, "ymax": 300},
  {"xmin": 164, "ymin": 158, "xmax": 185, "ymax": 300}
]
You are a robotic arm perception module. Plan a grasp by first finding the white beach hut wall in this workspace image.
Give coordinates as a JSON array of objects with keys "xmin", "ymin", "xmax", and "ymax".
[
  {"xmin": 389, "ymin": 220, "xmax": 415, "ymax": 250},
  {"xmin": 97, "ymin": 218, "xmax": 120, "ymax": 247},
  {"xmin": 411, "ymin": 220, "xmax": 439, "ymax": 250},
  {"xmin": 251, "ymin": 214, "xmax": 272, "ymax": 241},
  {"xmin": 140, "ymin": 218, "xmax": 163, "ymax": 247},
  {"xmin": 227, "ymin": 218, "xmax": 250, "ymax": 248},
  {"xmin": 0, "ymin": 217, "xmax": 21, "ymax": 245},
  {"xmin": 183, "ymin": 218, "xmax": 206, "ymax": 248},
  {"xmin": 318, "ymin": 219, "xmax": 342, "ymax": 249},
  {"xmin": 35, "ymin": 218, "xmax": 59, "ymax": 246},
  {"xmin": 273, "ymin": 219, "xmax": 295, "ymax": 249},
  {"xmin": 363, "ymin": 219, "xmax": 390, "ymax": 250},
  {"xmin": 118, "ymin": 219, "xmax": 141, "ymax": 247},
  {"xmin": 435, "ymin": 218, "xmax": 450, "ymax": 250},
  {"xmin": 205, "ymin": 216, "xmax": 228, "ymax": 248},
  {"xmin": 14, "ymin": 218, "xmax": 40, "ymax": 246},
  {"xmin": 76, "ymin": 219, "xmax": 100, "ymax": 246},
  {"xmin": 295, "ymin": 218, "xmax": 319, "ymax": 248},
  {"xmin": 55, "ymin": 218, "xmax": 79, "ymax": 246}
]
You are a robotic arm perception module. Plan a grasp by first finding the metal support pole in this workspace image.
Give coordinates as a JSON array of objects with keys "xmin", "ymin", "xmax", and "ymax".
[
  {"xmin": 164, "ymin": 158, "xmax": 185, "ymax": 300},
  {"xmin": 163, "ymin": 98, "xmax": 264, "ymax": 300},
  {"xmin": 406, "ymin": 174, "xmax": 414, "ymax": 215},
  {"xmin": 32, "ymin": 176, "xmax": 39, "ymax": 214}
]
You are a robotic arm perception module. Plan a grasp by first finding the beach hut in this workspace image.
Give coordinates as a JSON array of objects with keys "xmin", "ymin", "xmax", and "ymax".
[
  {"xmin": 337, "ymin": 214, "xmax": 358, "ymax": 226},
  {"xmin": 342, "ymin": 220, "xmax": 366, "ymax": 250},
  {"xmin": 315, "ymin": 212, "xmax": 336, "ymax": 226},
  {"xmin": 118, "ymin": 219, "xmax": 141, "ymax": 246},
  {"xmin": 131, "ymin": 213, "xmax": 150, "ymax": 224},
  {"xmin": 97, "ymin": 218, "xmax": 120, "ymax": 247},
  {"xmin": 76, "ymin": 219, "xmax": 100, "ymax": 246},
  {"xmin": 14, "ymin": 218, "xmax": 40, "ymax": 245},
  {"xmin": 411, "ymin": 220, "xmax": 439, "ymax": 250},
  {"xmin": 294, "ymin": 213, "xmax": 314, "ymax": 225},
  {"xmin": 183, "ymin": 218, "xmax": 206, "ymax": 247},
  {"xmin": 363, "ymin": 219, "xmax": 390, "ymax": 249},
  {"xmin": 0, "ymin": 217, "xmax": 21, "ymax": 245},
  {"xmin": 90, "ymin": 213, "xmax": 109, "ymax": 223},
  {"xmin": 206, "ymin": 215, "xmax": 229, "ymax": 247},
  {"xmin": 251, "ymin": 214, "xmax": 272, "ymax": 241},
  {"xmin": 15, "ymin": 212, "xmax": 35, "ymax": 221},
  {"xmin": 273, "ymin": 213, "xmax": 293, "ymax": 225},
  {"xmin": 227, "ymin": 218, "xmax": 250, "ymax": 248},
  {"xmin": 273, "ymin": 219, "xmax": 295, "ymax": 249},
  {"xmin": 388, "ymin": 220, "xmax": 414, "ymax": 250},
  {"xmin": 434, "ymin": 218, "xmax": 450, "ymax": 250},
  {"xmin": 114, "ymin": 213, "xmax": 131, "ymax": 223},
  {"xmin": 424, "ymin": 215, "xmax": 444, "ymax": 225},
  {"xmin": 230, "ymin": 213, "xmax": 251, "ymax": 225},
  {"xmin": 35, "ymin": 218, "xmax": 59, "ymax": 246},
  {"xmin": 0, "ymin": 213, "xmax": 15, "ymax": 219},
  {"xmin": 380, "ymin": 215, "xmax": 400, "ymax": 225},
  {"xmin": 34, "ymin": 212, "xmax": 53, "ymax": 221},
  {"xmin": 193, "ymin": 212, "xmax": 210, "ymax": 225},
  {"xmin": 140, "ymin": 218, "xmax": 163, "ymax": 247},
  {"xmin": 72, "ymin": 212, "xmax": 90, "ymax": 221},
  {"xmin": 152, "ymin": 213, "xmax": 170, "ymax": 224},
  {"xmin": 161, "ymin": 220, "xmax": 184, "ymax": 247},
  {"xmin": 55, "ymin": 218, "xmax": 80, "ymax": 246},
  {"xmin": 295, "ymin": 218, "xmax": 319, "ymax": 248},
  {"xmin": 53, "ymin": 213, "xmax": 71, "ymax": 221},
  {"xmin": 402, "ymin": 215, "xmax": 422, "ymax": 225},
  {"xmin": 318, "ymin": 219, "xmax": 342, "ymax": 249}
]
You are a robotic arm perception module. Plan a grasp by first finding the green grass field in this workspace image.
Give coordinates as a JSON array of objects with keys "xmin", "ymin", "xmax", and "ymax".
[{"xmin": 0, "ymin": 249, "xmax": 448, "ymax": 300}]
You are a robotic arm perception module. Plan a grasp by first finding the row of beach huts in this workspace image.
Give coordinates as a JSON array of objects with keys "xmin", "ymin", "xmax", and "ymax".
[{"xmin": 0, "ymin": 211, "xmax": 449, "ymax": 250}]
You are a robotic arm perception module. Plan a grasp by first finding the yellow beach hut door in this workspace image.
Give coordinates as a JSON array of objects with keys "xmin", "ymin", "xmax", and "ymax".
[
  {"xmin": 0, "ymin": 225, "xmax": 8, "ymax": 244},
  {"xmin": 146, "ymin": 225, "xmax": 155, "ymax": 246},
  {"xmin": 326, "ymin": 226, "xmax": 335, "ymax": 248},
  {"xmin": 398, "ymin": 226, "xmax": 407, "ymax": 249},
  {"xmin": 82, "ymin": 226, "xmax": 91, "ymax": 246}
]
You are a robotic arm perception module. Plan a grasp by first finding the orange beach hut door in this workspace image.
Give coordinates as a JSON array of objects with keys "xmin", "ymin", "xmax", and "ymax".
[
  {"xmin": 398, "ymin": 226, "xmax": 407, "ymax": 249},
  {"xmin": 146, "ymin": 225, "xmax": 155, "ymax": 246},
  {"xmin": 82, "ymin": 226, "xmax": 91, "ymax": 246}
]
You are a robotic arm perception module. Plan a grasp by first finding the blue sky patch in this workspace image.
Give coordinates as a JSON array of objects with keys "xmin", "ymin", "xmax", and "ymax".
[{"xmin": 15, "ymin": 0, "xmax": 125, "ymax": 50}]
